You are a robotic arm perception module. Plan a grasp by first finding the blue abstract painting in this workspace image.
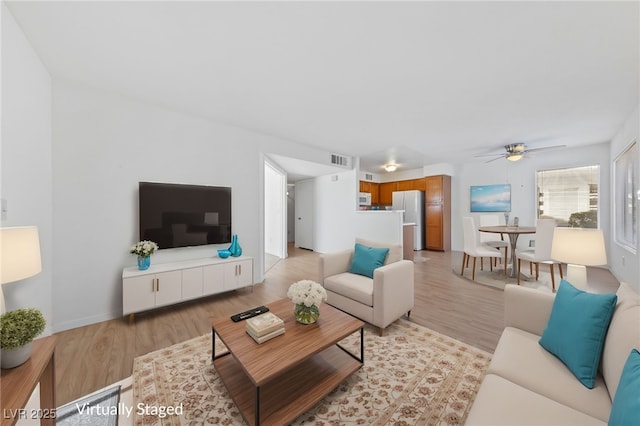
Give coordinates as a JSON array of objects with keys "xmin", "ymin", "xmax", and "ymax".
[{"xmin": 470, "ymin": 184, "xmax": 511, "ymax": 212}]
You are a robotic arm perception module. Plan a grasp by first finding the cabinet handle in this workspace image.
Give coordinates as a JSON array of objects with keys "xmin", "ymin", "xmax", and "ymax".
[
  {"xmin": 152, "ymin": 279, "xmax": 155, "ymax": 292},
  {"xmin": 157, "ymin": 279, "xmax": 160, "ymax": 292},
  {"xmin": 238, "ymin": 265, "xmax": 241, "ymax": 275}
]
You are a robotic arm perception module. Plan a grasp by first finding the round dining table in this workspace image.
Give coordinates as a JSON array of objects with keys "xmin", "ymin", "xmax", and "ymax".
[{"xmin": 478, "ymin": 225, "xmax": 536, "ymax": 278}]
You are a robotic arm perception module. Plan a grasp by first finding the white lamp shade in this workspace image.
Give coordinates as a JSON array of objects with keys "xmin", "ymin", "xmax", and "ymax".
[
  {"xmin": 551, "ymin": 228, "xmax": 607, "ymax": 266},
  {"xmin": 1, "ymin": 226, "xmax": 42, "ymax": 284}
]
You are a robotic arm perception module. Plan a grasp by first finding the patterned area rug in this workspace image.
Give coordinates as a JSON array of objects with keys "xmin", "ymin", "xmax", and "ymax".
[{"xmin": 133, "ymin": 319, "xmax": 491, "ymax": 425}]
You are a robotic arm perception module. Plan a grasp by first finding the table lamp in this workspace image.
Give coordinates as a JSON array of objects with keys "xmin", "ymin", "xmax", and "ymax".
[
  {"xmin": 0, "ymin": 226, "xmax": 42, "ymax": 313},
  {"xmin": 550, "ymin": 228, "xmax": 606, "ymax": 291}
]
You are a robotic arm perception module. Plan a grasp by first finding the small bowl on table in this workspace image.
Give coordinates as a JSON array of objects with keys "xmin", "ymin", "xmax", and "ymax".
[{"xmin": 217, "ymin": 249, "xmax": 231, "ymax": 259}]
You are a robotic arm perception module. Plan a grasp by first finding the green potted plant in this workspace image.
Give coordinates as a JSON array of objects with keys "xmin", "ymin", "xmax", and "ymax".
[{"xmin": 0, "ymin": 308, "xmax": 46, "ymax": 369}]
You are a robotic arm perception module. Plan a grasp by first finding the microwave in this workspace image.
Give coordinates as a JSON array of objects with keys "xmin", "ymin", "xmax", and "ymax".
[{"xmin": 359, "ymin": 192, "xmax": 371, "ymax": 206}]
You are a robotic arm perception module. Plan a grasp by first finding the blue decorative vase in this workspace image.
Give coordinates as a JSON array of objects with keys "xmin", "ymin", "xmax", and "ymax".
[
  {"xmin": 228, "ymin": 234, "xmax": 242, "ymax": 257},
  {"xmin": 137, "ymin": 256, "xmax": 150, "ymax": 270}
]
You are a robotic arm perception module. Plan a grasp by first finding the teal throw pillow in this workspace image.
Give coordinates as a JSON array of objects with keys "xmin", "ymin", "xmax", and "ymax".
[
  {"xmin": 539, "ymin": 279, "xmax": 617, "ymax": 389},
  {"xmin": 609, "ymin": 349, "xmax": 640, "ymax": 426},
  {"xmin": 349, "ymin": 243, "xmax": 389, "ymax": 279}
]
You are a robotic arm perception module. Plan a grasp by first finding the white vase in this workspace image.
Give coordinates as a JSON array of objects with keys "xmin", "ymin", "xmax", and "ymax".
[{"xmin": 1, "ymin": 342, "xmax": 32, "ymax": 369}]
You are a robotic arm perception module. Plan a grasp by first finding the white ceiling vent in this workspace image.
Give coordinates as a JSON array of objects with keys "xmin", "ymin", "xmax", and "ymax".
[
  {"xmin": 330, "ymin": 153, "xmax": 350, "ymax": 168},
  {"xmin": 365, "ymin": 173, "xmax": 373, "ymax": 181}
]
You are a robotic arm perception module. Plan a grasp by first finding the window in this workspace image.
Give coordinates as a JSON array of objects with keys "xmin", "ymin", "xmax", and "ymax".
[
  {"xmin": 614, "ymin": 141, "xmax": 638, "ymax": 252},
  {"xmin": 536, "ymin": 165, "xmax": 600, "ymax": 228}
]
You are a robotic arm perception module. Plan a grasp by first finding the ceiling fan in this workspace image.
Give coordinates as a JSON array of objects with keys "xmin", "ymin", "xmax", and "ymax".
[{"xmin": 476, "ymin": 143, "xmax": 567, "ymax": 163}]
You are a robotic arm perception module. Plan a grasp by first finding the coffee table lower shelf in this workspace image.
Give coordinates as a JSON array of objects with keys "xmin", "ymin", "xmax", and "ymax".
[{"xmin": 214, "ymin": 345, "xmax": 362, "ymax": 426}]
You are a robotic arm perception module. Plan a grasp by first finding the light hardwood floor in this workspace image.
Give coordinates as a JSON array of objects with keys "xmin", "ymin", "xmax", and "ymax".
[{"xmin": 52, "ymin": 246, "xmax": 619, "ymax": 406}]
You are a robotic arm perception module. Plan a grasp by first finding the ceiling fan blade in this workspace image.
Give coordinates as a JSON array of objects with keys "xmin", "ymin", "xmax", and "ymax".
[
  {"xmin": 524, "ymin": 145, "xmax": 567, "ymax": 154},
  {"xmin": 474, "ymin": 153, "xmax": 505, "ymax": 158},
  {"xmin": 484, "ymin": 156, "xmax": 505, "ymax": 163}
]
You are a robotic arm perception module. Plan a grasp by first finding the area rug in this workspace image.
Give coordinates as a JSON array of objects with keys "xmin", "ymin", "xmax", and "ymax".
[
  {"xmin": 453, "ymin": 262, "xmax": 560, "ymax": 293},
  {"xmin": 453, "ymin": 253, "xmax": 557, "ymax": 293},
  {"xmin": 132, "ymin": 319, "xmax": 491, "ymax": 425}
]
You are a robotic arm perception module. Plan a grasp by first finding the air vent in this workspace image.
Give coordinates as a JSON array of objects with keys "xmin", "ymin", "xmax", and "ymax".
[
  {"xmin": 365, "ymin": 173, "xmax": 373, "ymax": 181},
  {"xmin": 330, "ymin": 154, "xmax": 350, "ymax": 167}
]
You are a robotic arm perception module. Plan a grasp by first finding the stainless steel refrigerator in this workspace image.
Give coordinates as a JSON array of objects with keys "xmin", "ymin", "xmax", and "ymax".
[{"xmin": 392, "ymin": 190, "xmax": 424, "ymax": 250}]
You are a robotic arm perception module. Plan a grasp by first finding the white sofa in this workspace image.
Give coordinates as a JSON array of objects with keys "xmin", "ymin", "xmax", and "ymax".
[
  {"xmin": 319, "ymin": 238, "xmax": 414, "ymax": 336},
  {"xmin": 466, "ymin": 283, "xmax": 640, "ymax": 425}
]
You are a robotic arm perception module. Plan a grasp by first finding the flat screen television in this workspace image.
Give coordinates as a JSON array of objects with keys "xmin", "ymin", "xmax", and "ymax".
[
  {"xmin": 138, "ymin": 182, "xmax": 232, "ymax": 249},
  {"xmin": 470, "ymin": 184, "xmax": 511, "ymax": 212}
]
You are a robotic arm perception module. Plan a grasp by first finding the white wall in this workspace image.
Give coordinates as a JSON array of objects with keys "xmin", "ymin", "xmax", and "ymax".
[
  {"xmin": 51, "ymin": 80, "xmax": 352, "ymax": 331},
  {"xmin": 264, "ymin": 160, "xmax": 285, "ymax": 258},
  {"xmin": 313, "ymin": 170, "xmax": 358, "ymax": 252},
  {"xmin": 453, "ymin": 143, "xmax": 611, "ymax": 253},
  {"xmin": 609, "ymin": 105, "xmax": 640, "ymax": 290},
  {"xmin": 1, "ymin": 4, "xmax": 53, "ymax": 333}
]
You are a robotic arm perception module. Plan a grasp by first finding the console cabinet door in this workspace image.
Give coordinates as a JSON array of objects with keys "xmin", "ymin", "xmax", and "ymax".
[
  {"xmin": 224, "ymin": 259, "xmax": 253, "ymax": 290},
  {"xmin": 154, "ymin": 270, "xmax": 182, "ymax": 307},
  {"xmin": 182, "ymin": 267, "xmax": 203, "ymax": 301},
  {"xmin": 123, "ymin": 275, "xmax": 156, "ymax": 315},
  {"xmin": 203, "ymin": 264, "xmax": 225, "ymax": 295}
]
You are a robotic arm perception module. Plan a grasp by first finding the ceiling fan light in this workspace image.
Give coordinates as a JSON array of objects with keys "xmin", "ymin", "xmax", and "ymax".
[
  {"xmin": 507, "ymin": 154, "xmax": 522, "ymax": 162},
  {"xmin": 384, "ymin": 164, "xmax": 398, "ymax": 172}
]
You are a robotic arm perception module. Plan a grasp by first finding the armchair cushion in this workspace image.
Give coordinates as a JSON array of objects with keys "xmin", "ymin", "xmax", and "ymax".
[
  {"xmin": 349, "ymin": 243, "xmax": 389, "ymax": 278},
  {"xmin": 323, "ymin": 272, "xmax": 373, "ymax": 306}
]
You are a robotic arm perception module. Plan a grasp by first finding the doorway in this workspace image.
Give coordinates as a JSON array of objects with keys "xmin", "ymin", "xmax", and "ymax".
[{"xmin": 264, "ymin": 160, "xmax": 287, "ymax": 273}]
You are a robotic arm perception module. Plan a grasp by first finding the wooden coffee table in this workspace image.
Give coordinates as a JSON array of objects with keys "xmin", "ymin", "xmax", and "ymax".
[{"xmin": 211, "ymin": 298, "xmax": 364, "ymax": 426}]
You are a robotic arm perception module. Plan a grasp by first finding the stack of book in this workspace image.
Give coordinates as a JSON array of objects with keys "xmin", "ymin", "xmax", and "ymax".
[{"xmin": 245, "ymin": 312, "xmax": 285, "ymax": 344}]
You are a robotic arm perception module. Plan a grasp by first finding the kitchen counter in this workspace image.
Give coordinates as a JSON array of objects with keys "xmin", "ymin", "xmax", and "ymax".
[{"xmin": 402, "ymin": 223, "xmax": 415, "ymax": 260}]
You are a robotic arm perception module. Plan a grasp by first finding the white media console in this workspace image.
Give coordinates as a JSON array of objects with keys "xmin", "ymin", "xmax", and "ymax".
[{"xmin": 122, "ymin": 255, "xmax": 253, "ymax": 320}]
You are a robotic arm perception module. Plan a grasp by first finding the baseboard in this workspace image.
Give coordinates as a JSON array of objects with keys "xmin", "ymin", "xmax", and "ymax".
[{"xmin": 52, "ymin": 310, "xmax": 122, "ymax": 333}]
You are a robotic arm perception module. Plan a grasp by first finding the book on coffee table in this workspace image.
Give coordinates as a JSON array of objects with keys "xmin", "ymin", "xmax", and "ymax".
[
  {"xmin": 246, "ymin": 326, "xmax": 285, "ymax": 344},
  {"xmin": 245, "ymin": 312, "xmax": 285, "ymax": 337}
]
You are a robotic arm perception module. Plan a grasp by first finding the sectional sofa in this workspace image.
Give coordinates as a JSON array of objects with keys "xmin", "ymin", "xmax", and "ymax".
[{"xmin": 466, "ymin": 282, "xmax": 640, "ymax": 425}]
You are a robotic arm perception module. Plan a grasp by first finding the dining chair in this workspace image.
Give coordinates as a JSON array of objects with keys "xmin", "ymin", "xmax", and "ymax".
[
  {"xmin": 515, "ymin": 218, "xmax": 563, "ymax": 291},
  {"xmin": 479, "ymin": 214, "xmax": 509, "ymax": 274},
  {"xmin": 461, "ymin": 217, "xmax": 502, "ymax": 281}
]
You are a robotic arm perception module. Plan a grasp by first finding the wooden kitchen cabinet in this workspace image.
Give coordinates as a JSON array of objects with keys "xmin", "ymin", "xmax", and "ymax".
[
  {"xmin": 370, "ymin": 182, "xmax": 380, "ymax": 204},
  {"xmin": 359, "ymin": 181, "xmax": 380, "ymax": 205},
  {"xmin": 424, "ymin": 175, "xmax": 451, "ymax": 251},
  {"xmin": 379, "ymin": 182, "xmax": 398, "ymax": 205},
  {"xmin": 396, "ymin": 178, "xmax": 426, "ymax": 192}
]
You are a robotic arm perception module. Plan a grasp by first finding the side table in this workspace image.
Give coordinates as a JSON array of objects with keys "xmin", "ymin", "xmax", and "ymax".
[{"xmin": 1, "ymin": 335, "xmax": 57, "ymax": 426}]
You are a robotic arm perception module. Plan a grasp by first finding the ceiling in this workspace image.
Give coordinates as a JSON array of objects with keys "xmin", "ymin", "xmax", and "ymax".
[{"xmin": 5, "ymin": 1, "xmax": 639, "ymax": 178}]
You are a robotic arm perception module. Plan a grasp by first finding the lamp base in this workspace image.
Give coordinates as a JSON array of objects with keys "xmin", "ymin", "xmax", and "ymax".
[{"xmin": 565, "ymin": 264, "xmax": 588, "ymax": 291}]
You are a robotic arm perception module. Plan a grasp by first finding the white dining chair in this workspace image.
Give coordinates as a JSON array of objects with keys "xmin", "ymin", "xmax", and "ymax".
[
  {"xmin": 461, "ymin": 217, "xmax": 502, "ymax": 281},
  {"xmin": 515, "ymin": 218, "xmax": 563, "ymax": 291},
  {"xmin": 479, "ymin": 214, "xmax": 509, "ymax": 274}
]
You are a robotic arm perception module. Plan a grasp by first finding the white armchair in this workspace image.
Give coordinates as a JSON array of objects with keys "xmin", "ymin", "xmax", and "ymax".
[{"xmin": 319, "ymin": 238, "xmax": 414, "ymax": 336}]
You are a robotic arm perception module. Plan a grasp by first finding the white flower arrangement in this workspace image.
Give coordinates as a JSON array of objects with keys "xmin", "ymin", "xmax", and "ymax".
[
  {"xmin": 129, "ymin": 240, "xmax": 159, "ymax": 257},
  {"xmin": 287, "ymin": 280, "xmax": 328, "ymax": 307}
]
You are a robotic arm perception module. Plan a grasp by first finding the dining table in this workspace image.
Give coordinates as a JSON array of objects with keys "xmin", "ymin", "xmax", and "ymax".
[{"xmin": 478, "ymin": 225, "xmax": 536, "ymax": 278}]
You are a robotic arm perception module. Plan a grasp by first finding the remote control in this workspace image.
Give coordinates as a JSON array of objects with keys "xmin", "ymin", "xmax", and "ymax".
[{"xmin": 231, "ymin": 306, "xmax": 269, "ymax": 322}]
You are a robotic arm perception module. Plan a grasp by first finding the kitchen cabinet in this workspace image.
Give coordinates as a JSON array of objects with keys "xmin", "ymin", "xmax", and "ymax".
[
  {"xmin": 379, "ymin": 182, "xmax": 398, "ymax": 205},
  {"xmin": 396, "ymin": 178, "xmax": 426, "ymax": 192},
  {"xmin": 425, "ymin": 175, "xmax": 451, "ymax": 251},
  {"xmin": 370, "ymin": 182, "xmax": 380, "ymax": 204},
  {"xmin": 412, "ymin": 178, "xmax": 426, "ymax": 191},
  {"xmin": 123, "ymin": 256, "xmax": 253, "ymax": 319},
  {"xmin": 359, "ymin": 181, "xmax": 380, "ymax": 205}
]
